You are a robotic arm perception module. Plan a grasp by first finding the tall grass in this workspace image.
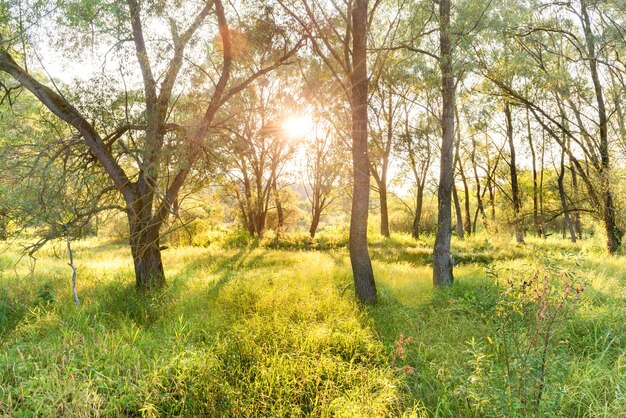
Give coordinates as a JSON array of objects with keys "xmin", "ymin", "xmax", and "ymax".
[{"xmin": 0, "ymin": 233, "xmax": 624, "ymax": 416}]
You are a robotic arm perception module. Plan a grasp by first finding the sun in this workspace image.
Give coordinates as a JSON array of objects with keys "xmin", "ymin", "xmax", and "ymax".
[{"xmin": 282, "ymin": 114, "xmax": 314, "ymax": 139}]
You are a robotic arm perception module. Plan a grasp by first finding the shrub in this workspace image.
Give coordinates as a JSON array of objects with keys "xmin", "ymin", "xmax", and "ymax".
[{"xmin": 462, "ymin": 263, "xmax": 586, "ymax": 416}]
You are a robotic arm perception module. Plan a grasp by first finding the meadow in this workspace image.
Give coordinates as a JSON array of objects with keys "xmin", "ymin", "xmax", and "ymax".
[{"xmin": 0, "ymin": 232, "xmax": 624, "ymax": 417}]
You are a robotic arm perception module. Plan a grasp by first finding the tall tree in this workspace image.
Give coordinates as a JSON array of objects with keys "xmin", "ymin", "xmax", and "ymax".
[
  {"xmin": 369, "ymin": 79, "xmax": 401, "ymax": 238},
  {"xmin": 277, "ymin": 0, "xmax": 381, "ymax": 303},
  {"xmin": 350, "ymin": 0, "xmax": 377, "ymax": 302},
  {"xmin": 0, "ymin": 0, "xmax": 299, "ymax": 289},
  {"xmin": 433, "ymin": 0, "xmax": 455, "ymax": 286},
  {"xmin": 504, "ymin": 100, "xmax": 524, "ymax": 243},
  {"xmin": 397, "ymin": 102, "xmax": 434, "ymax": 240},
  {"xmin": 305, "ymin": 121, "xmax": 344, "ymax": 238}
]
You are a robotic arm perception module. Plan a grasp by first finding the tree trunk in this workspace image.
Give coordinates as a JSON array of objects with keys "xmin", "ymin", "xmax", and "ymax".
[
  {"xmin": 379, "ymin": 181, "xmax": 390, "ymax": 238},
  {"xmin": 453, "ymin": 183, "xmax": 464, "ymax": 239},
  {"xmin": 505, "ymin": 101, "xmax": 524, "ymax": 243},
  {"xmin": 459, "ymin": 159, "xmax": 472, "ymax": 236},
  {"xmin": 526, "ymin": 107, "xmax": 543, "ymax": 238},
  {"xmin": 241, "ymin": 165, "xmax": 256, "ymax": 235},
  {"xmin": 256, "ymin": 210, "xmax": 266, "ymax": 238},
  {"xmin": 570, "ymin": 164, "xmax": 582, "ymax": 238},
  {"xmin": 128, "ymin": 215, "xmax": 165, "ymax": 291},
  {"xmin": 273, "ymin": 179, "xmax": 284, "ymax": 230},
  {"xmin": 433, "ymin": 0, "xmax": 454, "ymax": 287},
  {"xmin": 412, "ymin": 183, "xmax": 425, "ymax": 239},
  {"xmin": 485, "ymin": 136, "xmax": 497, "ymax": 230},
  {"xmin": 539, "ymin": 128, "xmax": 547, "ymax": 239},
  {"xmin": 581, "ymin": 0, "xmax": 621, "ymax": 253},
  {"xmin": 470, "ymin": 136, "xmax": 486, "ymax": 232},
  {"xmin": 0, "ymin": 210, "xmax": 7, "ymax": 241},
  {"xmin": 557, "ymin": 148, "xmax": 576, "ymax": 242},
  {"xmin": 309, "ymin": 210, "xmax": 321, "ymax": 238},
  {"xmin": 603, "ymin": 190, "xmax": 620, "ymax": 253},
  {"xmin": 349, "ymin": 0, "xmax": 377, "ymax": 304},
  {"xmin": 454, "ymin": 112, "xmax": 471, "ymax": 236}
]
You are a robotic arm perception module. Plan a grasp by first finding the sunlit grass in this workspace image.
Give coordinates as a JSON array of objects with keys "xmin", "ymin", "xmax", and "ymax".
[{"xmin": 0, "ymin": 232, "xmax": 624, "ymax": 416}]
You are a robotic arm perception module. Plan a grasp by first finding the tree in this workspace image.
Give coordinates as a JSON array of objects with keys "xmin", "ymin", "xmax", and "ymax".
[
  {"xmin": 277, "ymin": 0, "xmax": 380, "ymax": 304},
  {"xmin": 504, "ymin": 100, "xmax": 524, "ymax": 243},
  {"xmin": 482, "ymin": 0, "xmax": 625, "ymax": 253},
  {"xmin": 220, "ymin": 73, "xmax": 301, "ymax": 237},
  {"xmin": 369, "ymin": 78, "xmax": 401, "ymax": 238},
  {"xmin": 304, "ymin": 119, "xmax": 345, "ymax": 238},
  {"xmin": 350, "ymin": 0, "xmax": 377, "ymax": 303},
  {"xmin": 0, "ymin": 0, "xmax": 300, "ymax": 289},
  {"xmin": 397, "ymin": 101, "xmax": 434, "ymax": 240},
  {"xmin": 455, "ymin": 109, "xmax": 472, "ymax": 237},
  {"xmin": 432, "ymin": 0, "xmax": 455, "ymax": 286}
]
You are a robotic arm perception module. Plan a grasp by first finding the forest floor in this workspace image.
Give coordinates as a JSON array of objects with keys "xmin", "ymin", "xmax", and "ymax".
[{"xmin": 0, "ymin": 233, "xmax": 624, "ymax": 417}]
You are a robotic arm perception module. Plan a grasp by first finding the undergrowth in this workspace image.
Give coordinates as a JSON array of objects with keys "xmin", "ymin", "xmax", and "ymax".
[{"xmin": 0, "ymin": 233, "xmax": 623, "ymax": 416}]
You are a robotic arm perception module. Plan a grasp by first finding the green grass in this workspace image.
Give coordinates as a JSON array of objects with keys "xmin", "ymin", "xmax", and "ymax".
[{"xmin": 0, "ymin": 233, "xmax": 624, "ymax": 416}]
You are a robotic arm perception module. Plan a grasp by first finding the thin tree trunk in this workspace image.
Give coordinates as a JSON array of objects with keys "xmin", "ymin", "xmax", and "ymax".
[
  {"xmin": 241, "ymin": 164, "xmax": 256, "ymax": 235},
  {"xmin": 470, "ymin": 136, "xmax": 486, "ymax": 232},
  {"xmin": 485, "ymin": 139, "xmax": 497, "ymax": 231},
  {"xmin": 433, "ymin": 0, "xmax": 455, "ymax": 287},
  {"xmin": 379, "ymin": 180, "xmax": 390, "ymax": 237},
  {"xmin": 581, "ymin": 0, "xmax": 621, "ymax": 253},
  {"xmin": 64, "ymin": 225, "xmax": 80, "ymax": 306},
  {"xmin": 454, "ymin": 110, "xmax": 471, "ymax": 236},
  {"xmin": 539, "ymin": 128, "xmax": 547, "ymax": 239},
  {"xmin": 505, "ymin": 101, "xmax": 524, "ymax": 243},
  {"xmin": 458, "ymin": 158, "xmax": 472, "ymax": 236},
  {"xmin": 309, "ymin": 182, "xmax": 322, "ymax": 238},
  {"xmin": 349, "ymin": 0, "xmax": 377, "ymax": 304},
  {"xmin": 412, "ymin": 183, "xmax": 425, "ymax": 239},
  {"xmin": 453, "ymin": 183, "xmax": 464, "ymax": 239},
  {"xmin": 557, "ymin": 148, "xmax": 576, "ymax": 242},
  {"xmin": 526, "ymin": 107, "xmax": 542, "ymax": 238},
  {"xmin": 273, "ymin": 179, "xmax": 284, "ymax": 230},
  {"xmin": 570, "ymin": 164, "xmax": 582, "ymax": 238},
  {"xmin": 0, "ymin": 209, "xmax": 7, "ymax": 241}
]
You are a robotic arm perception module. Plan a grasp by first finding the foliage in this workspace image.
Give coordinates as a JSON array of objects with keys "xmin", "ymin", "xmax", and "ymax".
[{"xmin": 462, "ymin": 260, "xmax": 587, "ymax": 416}]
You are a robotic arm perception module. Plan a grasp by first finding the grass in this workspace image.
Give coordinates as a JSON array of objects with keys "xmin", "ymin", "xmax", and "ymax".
[{"xmin": 0, "ymin": 232, "xmax": 624, "ymax": 416}]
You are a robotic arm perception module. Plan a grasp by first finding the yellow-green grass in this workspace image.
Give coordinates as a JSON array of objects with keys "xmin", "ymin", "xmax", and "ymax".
[{"xmin": 0, "ymin": 233, "xmax": 624, "ymax": 416}]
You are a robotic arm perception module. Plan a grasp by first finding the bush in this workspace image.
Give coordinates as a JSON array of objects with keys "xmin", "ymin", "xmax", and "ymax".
[{"xmin": 461, "ymin": 263, "xmax": 586, "ymax": 416}]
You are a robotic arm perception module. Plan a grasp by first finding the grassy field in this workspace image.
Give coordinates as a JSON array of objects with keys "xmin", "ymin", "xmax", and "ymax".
[{"xmin": 0, "ymin": 233, "xmax": 624, "ymax": 416}]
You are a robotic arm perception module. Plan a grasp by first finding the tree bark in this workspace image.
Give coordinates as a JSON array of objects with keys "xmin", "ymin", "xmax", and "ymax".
[
  {"xmin": 349, "ymin": 0, "xmax": 377, "ymax": 304},
  {"xmin": 378, "ymin": 180, "xmax": 390, "ymax": 237},
  {"xmin": 570, "ymin": 164, "xmax": 582, "ymax": 238},
  {"xmin": 454, "ymin": 109, "xmax": 472, "ymax": 236},
  {"xmin": 505, "ymin": 101, "xmax": 524, "ymax": 243},
  {"xmin": 454, "ymin": 116, "xmax": 471, "ymax": 236},
  {"xmin": 470, "ymin": 136, "xmax": 486, "ymax": 232},
  {"xmin": 309, "ymin": 210, "xmax": 321, "ymax": 238},
  {"xmin": 273, "ymin": 179, "xmax": 285, "ymax": 231},
  {"xmin": 526, "ymin": 107, "xmax": 543, "ymax": 238},
  {"xmin": 412, "ymin": 183, "xmax": 425, "ymax": 239},
  {"xmin": 433, "ymin": 0, "xmax": 454, "ymax": 287},
  {"xmin": 557, "ymin": 148, "xmax": 576, "ymax": 242},
  {"xmin": 485, "ymin": 139, "xmax": 497, "ymax": 230},
  {"xmin": 0, "ymin": 209, "xmax": 7, "ymax": 241},
  {"xmin": 452, "ymin": 183, "xmax": 464, "ymax": 239},
  {"xmin": 128, "ymin": 214, "xmax": 165, "ymax": 291},
  {"xmin": 539, "ymin": 128, "xmax": 547, "ymax": 239},
  {"xmin": 458, "ymin": 157, "xmax": 472, "ymax": 236}
]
